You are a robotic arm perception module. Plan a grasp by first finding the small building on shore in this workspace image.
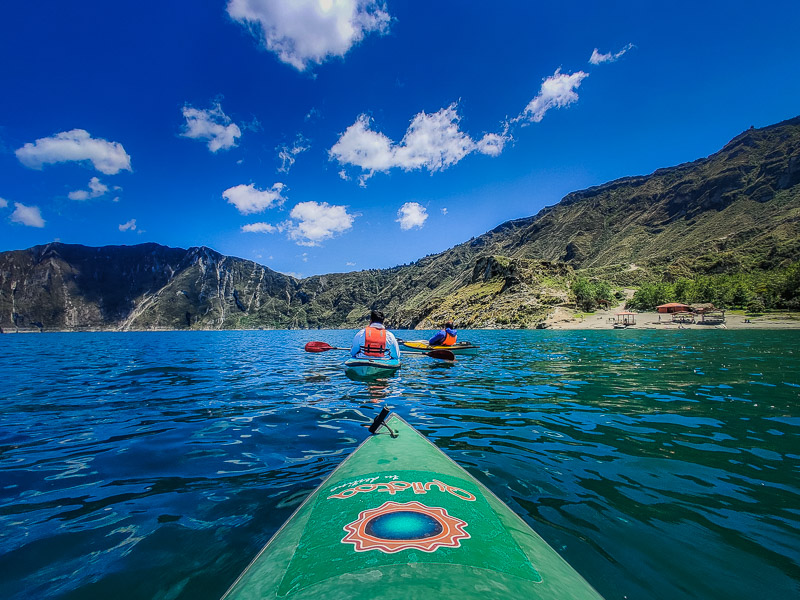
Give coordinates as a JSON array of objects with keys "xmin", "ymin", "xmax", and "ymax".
[
  {"xmin": 690, "ymin": 303, "xmax": 716, "ymax": 314},
  {"xmin": 672, "ymin": 311, "xmax": 695, "ymax": 324},
  {"xmin": 653, "ymin": 302, "xmax": 726, "ymax": 324},
  {"xmin": 698, "ymin": 309, "xmax": 726, "ymax": 324},
  {"xmin": 656, "ymin": 302, "xmax": 691, "ymax": 313},
  {"xmin": 615, "ymin": 311, "xmax": 637, "ymax": 327}
]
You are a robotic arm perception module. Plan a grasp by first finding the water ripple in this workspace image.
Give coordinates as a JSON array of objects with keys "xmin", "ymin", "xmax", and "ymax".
[{"xmin": 0, "ymin": 330, "xmax": 798, "ymax": 599}]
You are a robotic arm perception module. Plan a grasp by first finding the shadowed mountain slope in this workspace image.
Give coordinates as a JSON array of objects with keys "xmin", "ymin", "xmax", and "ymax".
[{"xmin": 0, "ymin": 244, "xmax": 298, "ymax": 330}]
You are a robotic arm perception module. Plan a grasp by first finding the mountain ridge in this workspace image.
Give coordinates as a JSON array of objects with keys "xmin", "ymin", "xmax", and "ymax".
[{"xmin": 2, "ymin": 116, "xmax": 799, "ymax": 331}]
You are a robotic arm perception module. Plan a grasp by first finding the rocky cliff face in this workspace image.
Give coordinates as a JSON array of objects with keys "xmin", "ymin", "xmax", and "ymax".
[
  {"xmin": 120, "ymin": 246, "xmax": 299, "ymax": 330},
  {"xmin": 0, "ymin": 243, "xmax": 182, "ymax": 329},
  {"xmin": 0, "ymin": 243, "xmax": 299, "ymax": 330},
  {"xmin": 2, "ymin": 116, "xmax": 798, "ymax": 331}
]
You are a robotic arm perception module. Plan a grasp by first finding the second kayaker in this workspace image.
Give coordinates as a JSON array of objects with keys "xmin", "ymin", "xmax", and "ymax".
[
  {"xmin": 351, "ymin": 310, "xmax": 400, "ymax": 359},
  {"xmin": 428, "ymin": 321, "xmax": 457, "ymax": 346}
]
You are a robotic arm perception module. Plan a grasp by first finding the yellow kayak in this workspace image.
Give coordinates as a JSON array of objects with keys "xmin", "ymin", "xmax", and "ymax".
[{"xmin": 400, "ymin": 340, "xmax": 480, "ymax": 355}]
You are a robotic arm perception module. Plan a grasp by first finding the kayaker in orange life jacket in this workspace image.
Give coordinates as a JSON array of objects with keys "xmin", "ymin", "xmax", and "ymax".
[
  {"xmin": 350, "ymin": 310, "xmax": 400, "ymax": 359},
  {"xmin": 428, "ymin": 321, "xmax": 457, "ymax": 346}
]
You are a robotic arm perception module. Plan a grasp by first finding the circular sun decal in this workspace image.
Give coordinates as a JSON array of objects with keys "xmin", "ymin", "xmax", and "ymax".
[{"xmin": 341, "ymin": 500, "xmax": 470, "ymax": 553}]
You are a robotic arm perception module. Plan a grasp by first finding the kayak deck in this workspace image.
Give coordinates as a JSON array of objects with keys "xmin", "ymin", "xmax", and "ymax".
[
  {"xmin": 344, "ymin": 358, "xmax": 401, "ymax": 369},
  {"xmin": 343, "ymin": 358, "xmax": 401, "ymax": 379},
  {"xmin": 223, "ymin": 414, "xmax": 603, "ymax": 600}
]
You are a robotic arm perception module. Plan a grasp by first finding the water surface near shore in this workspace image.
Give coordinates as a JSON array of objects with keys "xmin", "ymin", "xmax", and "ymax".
[{"xmin": 1, "ymin": 330, "xmax": 798, "ymax": 599}]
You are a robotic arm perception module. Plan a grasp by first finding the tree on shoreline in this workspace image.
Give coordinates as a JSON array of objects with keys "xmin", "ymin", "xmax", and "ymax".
[{"xmin": 626, "ymin": 262, "xmax": 800, "ymax": 311}]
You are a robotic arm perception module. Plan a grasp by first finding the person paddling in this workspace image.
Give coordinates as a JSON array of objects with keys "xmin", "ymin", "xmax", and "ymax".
[
  {"xmin": 351, "ymin": 310, "xmax": 400, "ymax": 360},
  {"xmin": 428, "ymin": 321, "xmax": 457, "ymax": 346}
]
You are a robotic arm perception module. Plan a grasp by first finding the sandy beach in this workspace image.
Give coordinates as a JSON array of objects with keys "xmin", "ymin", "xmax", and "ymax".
[
  {"xmin": 544, "ymin": 304, "xmax": 800, "ymax": 331},
  {"xmin": 3, "ymin": 304, "xmax": 799, "ymax": 333}
]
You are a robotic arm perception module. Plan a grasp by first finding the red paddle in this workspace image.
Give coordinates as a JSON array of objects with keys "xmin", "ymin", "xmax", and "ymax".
[
  {"xmin": 304, "ymin": 341, "xmax": 348, "ymax": 352},
  {"xmin": 425, "ymin": 349, "xmax": 455, "ymax": 361}
]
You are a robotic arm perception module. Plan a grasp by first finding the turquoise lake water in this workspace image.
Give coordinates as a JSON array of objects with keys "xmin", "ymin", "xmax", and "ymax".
[{"xmin": 1, "ymin": 330, "xmax": 798, "ymax": 599}]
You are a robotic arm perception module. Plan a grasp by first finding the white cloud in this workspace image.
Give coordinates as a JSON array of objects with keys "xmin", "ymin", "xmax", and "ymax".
[
  {"xmin": 242, "ymin": 222, "xmax": 279, "ymax": 233},
  {"xmin": 476, "ymin": 133, "xmax": 507, "ymax": 157},
  {"xmin": 277, "ymin": 136, "xmax": 310, "ymax": 173},
  {"xmin": 520, "ymin": 69, "xmax": 589, "ymax": 123},
  {"xmin": 181, "ymin": 102, "xmax": 241, "ymax": 152},
  {"xmin": 330, "ymin": 114, "xmax": 394, "ymax": 176},
  {"xmin": 119, "ymin": 219, "xmax": 137, "ymax": 232},
  {"xmin": 68, "ymin": 176, "xmax": 109, "ymax": 201},
  {"xmin": 589, "ymin": 43, "xmax": 634, "ymax": 65},
  {"xmin": 394, "ymin": 106, "xmax": 476, "ymax": 171},
  {"xmin": 441, "ymin": 207, "xmax": 448, "ymax": 215},
  {"xmin": 331, "ymin": 103, "xmax": 507, "ymax": 182},
  {"xmin": 15, "ymin": 129, "xmax": 132, "ymax": 175},
  {"xmin": 223, "ymin": 182, "xmax": 286, "ymax": 214},
  {"xmin": 10, "ymin": 203, "xmax": 45, "ymax": 228},
  {"xmin": 396, "ymin": 202, "xmax": 427, "ymax": 230},
  {"xmin": 90, "ymin": 177, "xmax": 108, "ymax": 196},
  {"xmin": 227, "ymin": 0, "xmax": 391, "ymax": 71},
  {"xmin": 285, "ymin": 201, "xmax": 356, "ymax": 246},
  {"xmin": 0, "ymin": 197, "xmax": 7, "ymax": 208},
  {"xmin": 346, "ymin": 261, "xmax": 356, "ymax": 266},
  {"xmin": 301, "ymin": 252, "xmax": 308, "ymax": 262}
]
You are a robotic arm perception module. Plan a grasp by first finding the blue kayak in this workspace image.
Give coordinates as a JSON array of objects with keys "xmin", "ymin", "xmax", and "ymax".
[{"xmin": 344, "ymin": 357, "xmax": 401, "ymax": 378}]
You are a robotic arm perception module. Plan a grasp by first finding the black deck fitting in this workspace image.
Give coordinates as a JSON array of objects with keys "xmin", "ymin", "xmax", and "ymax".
[{"xmin": 368, "ymin": 406, "xmax": 397, "ymax": 437}]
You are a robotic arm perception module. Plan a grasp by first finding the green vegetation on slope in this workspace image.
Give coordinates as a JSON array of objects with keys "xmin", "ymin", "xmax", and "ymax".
[
  {"xmin": 571, "ymin": 277, "xmax": 615, "ymax": 311},
  {"xmin": 627, "ymin": 261, "xmax": 800, "ymax": 311}
]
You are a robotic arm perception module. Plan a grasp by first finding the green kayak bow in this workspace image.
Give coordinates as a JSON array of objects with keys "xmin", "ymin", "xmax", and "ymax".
[{"xmin": 222, "ymin": 410, "xmax": 604, "ymax": 600}]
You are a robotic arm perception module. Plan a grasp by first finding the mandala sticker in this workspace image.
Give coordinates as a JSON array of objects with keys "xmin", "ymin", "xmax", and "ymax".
[{"xmin": 341, "ymin": 500, "xmax": 470, "ymax": 553}]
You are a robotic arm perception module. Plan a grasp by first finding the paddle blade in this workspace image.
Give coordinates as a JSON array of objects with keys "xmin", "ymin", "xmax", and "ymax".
[
  {"xmin": 426, "ymin": 349, "xmax": 455, "ymax": 361},
  {"xmin": 305, "ymin": 341, "xmax": 335, "ymax": 352}
]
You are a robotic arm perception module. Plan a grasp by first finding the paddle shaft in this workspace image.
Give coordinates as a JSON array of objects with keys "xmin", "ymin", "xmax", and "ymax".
[
  {"xmin": 402, "ymin": 349, "xmax": 455, "ymax": 361},
  {"xmin": 306, "ymin": 341, "xmax": 453, "ymax": 361}
]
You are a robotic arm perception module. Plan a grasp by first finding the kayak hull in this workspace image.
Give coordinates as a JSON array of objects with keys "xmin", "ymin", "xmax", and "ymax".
[
  {"xmin": 401, "ymin": 340, "xmax": 479, "ymax": 355},
  {"xmin": 344, "ymin": 357, "xmax": 401, "ymax": 379},
  {"xmin": 223, "ymin": 414, "xmax": 604, "ymax": 600}
]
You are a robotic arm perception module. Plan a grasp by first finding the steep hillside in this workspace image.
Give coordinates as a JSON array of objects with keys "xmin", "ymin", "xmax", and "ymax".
[
  {"xmin": 336, "ymin": 115, "xmax": 800, "ymax": 325},
  {"xmin": 2, "ymin": 116, "xmax": 798, "ymax": 331},
  {"xmin": 470, "ymin": 116, "xmax": 800, "ymax": 273},
  {"xmin": 291, "ymin": 254, "xmax": 572, "ymax": 329}
]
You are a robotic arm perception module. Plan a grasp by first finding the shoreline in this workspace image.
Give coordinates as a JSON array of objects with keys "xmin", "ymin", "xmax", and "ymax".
[
  {"xmin": 3, "ymin": 308, "xmax": 800, "ymax": 334},
  {"xmin": 542, "ymin": 306, "xmax": 800, "ymax": 330}
]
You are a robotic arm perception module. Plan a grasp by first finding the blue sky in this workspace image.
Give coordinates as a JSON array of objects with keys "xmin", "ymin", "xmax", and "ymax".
[{"xmin": 2, "ymin": 1, "xmax": 799, "ymax": 277}]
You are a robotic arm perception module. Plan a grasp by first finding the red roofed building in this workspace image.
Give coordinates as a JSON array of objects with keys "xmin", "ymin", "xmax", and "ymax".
[{"xmin": 656, "ymin": 303, "xmax": 691, "ymax": 314}]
